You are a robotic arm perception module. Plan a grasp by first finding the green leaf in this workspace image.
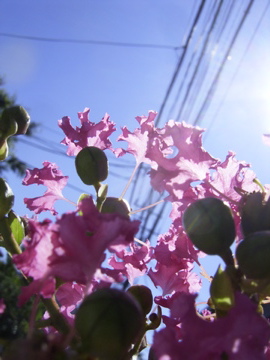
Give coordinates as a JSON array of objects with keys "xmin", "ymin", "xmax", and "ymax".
[
  {"xmin": 210, "ymin": 265, "xmax": 235, "ymax": 312},
  {"xmin": 6, "ymin": 211, "xmax": 25, "ymax": 245}
]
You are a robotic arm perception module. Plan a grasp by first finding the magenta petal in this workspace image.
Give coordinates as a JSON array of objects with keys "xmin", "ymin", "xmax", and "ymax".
[
  {"xmin": 23, "ymin": 161, "xmax": 68, "ymax": 214},
  {"xmin": 58, "ymin": 108, "xmax": 116, "ymax": 156},
  {"xmin": 148, "ymin": 121, "xmax": 218, "ymax": 201},
  {"xmin": 153, "ymin": 292, "xmax": 270, "ymax": 360},
  {"xmin": 114, "ymin": 110, "xmax": 158, "ymax": 165}
]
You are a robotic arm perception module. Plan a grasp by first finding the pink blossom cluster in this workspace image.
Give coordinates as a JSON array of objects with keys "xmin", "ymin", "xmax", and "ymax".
[{"xmin": 11, "ymin": 108, "xmax": 270, "ymax": 358}]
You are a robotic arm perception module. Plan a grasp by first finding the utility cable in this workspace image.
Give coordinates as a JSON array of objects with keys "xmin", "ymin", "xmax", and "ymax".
[
  {"xmin": 176, "ymin": 0, "xmax": 224, "ymax": 121},
  {"xmin": 0, "ymin": 32, "xmax": 181, "ymax": 51},
  {"xmin": 154, "ymin": 0, "xmax": 207, "ymax": 127},
  {"xmin": 204, "ymin": 0, "xmax": 270, "ymax": 138},
  {"xmin": 192, "ymin": 0, "xmax": 255, "ymax": 126}
]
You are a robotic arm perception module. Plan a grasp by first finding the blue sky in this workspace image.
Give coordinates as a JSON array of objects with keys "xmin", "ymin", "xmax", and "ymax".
[{"xmin": 1, "ymin": 0, "xmax": 270, "ymax": 312}]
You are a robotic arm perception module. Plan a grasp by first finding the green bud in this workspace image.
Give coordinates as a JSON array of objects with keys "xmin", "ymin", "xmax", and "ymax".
[
  {"xmin": 241, "ymin": 192, "xmax": 270, "ymax": 236},
  {"xmin": 101, "ymin": 197, "xmax": 130, "ymax": 218},
  {"xmin": 236, "ymin": 231, "xmax": 270, "ymax": 279},
  {"xmin": 0, "ymin": 141, "xmax": 8, "ymax": 161},
  {"xmin": 75, "ymin": 146, "xmax": 108, "ymax": 185},
  {"xmin": 183, "ymin": 197, "xmax": 236, "ymax": 255},
  {"xmin": 147, "ymin": 306, "xmax": 162, "ymax": 330},
  {"xmin": 75, "ymin": 288, "xmax": 144, "ymax": 360},
  {"xmin": 210, "ymin": 265, "xmax": 235, "ymax": 312},
  {"xmin": 127, "ymin": 285, "xmax": 153, "ymax": 316},
  {"xmin": 0, "ymin": 178, "xmax": 14, "ymax": 218},
  {"xmin": 0, "ymin": 106, "xmax": 30, "ymax": 135},
  {"xmin": 0, "ymin": 118, "xmax": 18, "ymax": 139}
]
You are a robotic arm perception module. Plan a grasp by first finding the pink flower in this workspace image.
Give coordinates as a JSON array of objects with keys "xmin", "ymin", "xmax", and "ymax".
[
  {"xmin": 147, "ymin": 121, "xmax": 218, "ymax": 202},
  {"xmin": 23, "ymin": 161, "xmax": 68, "ymax": 215},
  {"xmin": 14, "ymin": 198, "xmax": 140, "ymax": 303},
  {"xmin": 203, "ymin": 151, "xmax": 258, "ymax": 203},
  {"xmin": 108, "ymin": 241, "xmax": 152, "ymax": 284},
  {"xmin": 148, "ymin": 222, "xmax": 201, "ymax": 296},
  {"xmin": 54, "ymin": 282, "xmax": 85, "ymax": 325},
  {"xmin": 153, "ymin": 292, "xmax": 270, "ymax": 360},
  {"xmin": 58, "ymin": 108, "xmax": 116, "ymax": 156},
  {"xmin": 114, "ymin": 110, "xmax": 158, "ymax": 165}
]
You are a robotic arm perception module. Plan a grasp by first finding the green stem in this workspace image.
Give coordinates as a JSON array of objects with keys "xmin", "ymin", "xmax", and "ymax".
[
  {"xmin": 128, "ymin": 325, "xmax": 147, "ymax": 357},
  {"xmin": 220, "ymin": 248, "xmax": 234, "ymax": 267},
  {"xmin": 42, "ymin": 297, "xmax": 70, "ymax": 334}
]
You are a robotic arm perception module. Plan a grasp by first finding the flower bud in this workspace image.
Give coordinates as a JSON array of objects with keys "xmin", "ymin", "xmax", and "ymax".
[
  {"xmin": 241, "ymin": 192, "xmax": 270, "ymax": 236},
  {"xmin": 127, "ymin": 285, "xmax": 153, "ymax": 316},
  {"xmin": 183, "ymin": 197, "xmax": 236, "ymax": 255},
  {"xmin": 210, "ymin": 265, "xmax": 235, "ymax": 312},
  {"xmin": 236, "ymin": 231, "xmax": 270, "ymax": 279},
  {"xmin": 75, "ymin": 146, "xmax": 108, "ymax": 185},
  {"xmin": 0, "ymin": 141, "xmax": 8, "ymax": 161},
  {"xmin": 100, "ymin": 197, "xmax": 130, "ymax": 218},
  {"xmin": 75, "ymin": 288, "xmax": 144, "ymax": 359},
  {"xmin": 0, "ymin": 178, "xmax": 14, "ymax": 218},
  {"xmin": 0, "ymin": 106, "xmax": 30, "ymax": 135}
]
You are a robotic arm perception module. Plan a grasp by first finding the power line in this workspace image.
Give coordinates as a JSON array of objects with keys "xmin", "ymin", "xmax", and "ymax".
[
  {"xmin": 176, "ymin": 0, "xmax": 225, "ymax": 121},
  {"xmin": 205, "ymin": 0, "xmax": 270, "ymax": 138},
  {"xmin": 0, "ymin": 32, "xmax": 181, "ymax": 51},
  {"xmin": 192, "ymin": 0, "xmax": 255, "ymax": 126},
  {"xmin": 154, "ymin": 0, "xmax": 208, "ymax": 127}
]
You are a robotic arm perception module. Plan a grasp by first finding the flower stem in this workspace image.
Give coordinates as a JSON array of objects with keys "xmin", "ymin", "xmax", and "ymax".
[
  {"xmin": 119, "ymin": 163, "xmax": 140, "ymax": 200},
  {"xmin": 130, "ymin": 199, "xmax": 164, "ymax": 215},
  {"xmin": 42, "ymin": 297, "xmax": 70, "ymax": 334}
]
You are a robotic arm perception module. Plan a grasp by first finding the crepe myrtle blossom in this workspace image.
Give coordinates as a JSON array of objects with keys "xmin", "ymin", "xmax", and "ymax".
[
  {"xmin": 108, "ymin": 240, "xmax": 152, "ymax": 285},
  {"xmin": 148, "ymin": 221, "xmax": 201, "ymax": 297},
  {"xmin": 168, "ymin": 151, "xmax": 260, "ymax": 240},
  {"xmin": 146, "ymin": 121, "xmax": 219, "ymax": 202},
  {"xmin": 153, "ymin": 292, "xmax": 270, "ymax": 360},
  {"xmin": 58, "ymin": 108, "xmax": 116, "ymax": 156},
  {"xmin": 23, "ymin": 161, "xmax": 69, "ymax": 215},
  {"xmin": 114, "ymin": 110, "xmax": 158, "ymax": 166},
  {"xmin": 13, "ymin": 197, "xmax": 140, "ymax": 304}
]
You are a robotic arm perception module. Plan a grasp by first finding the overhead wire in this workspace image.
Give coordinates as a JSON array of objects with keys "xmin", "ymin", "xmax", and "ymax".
[
  {"xmin": 204, "ymin": 0, "xmax": 270, "ymax": 138},
  {"xmin": 154, "ymin": 0, "xmax": 208, "ymax": 127},
  {"xmin": 175, "ymin": 0, "xmax": 225, "ymax": 122},
  {"xmin": 17, "ymin": 136, "xmax": 131, "ymax": 180},
  {"xmin": 0, "ymin": 32, "xmax": 181, "ymax": 51},
  {"xmin": 192, "ymin": 0, "xmax": 256, "ymax": 126},
  {"xmin": 168, "ymin": 0, "xmax": 215, "ymax": 120},
  {"xmin": 180, "ymin": 0, "xmax": 236, "ymax": 122}
]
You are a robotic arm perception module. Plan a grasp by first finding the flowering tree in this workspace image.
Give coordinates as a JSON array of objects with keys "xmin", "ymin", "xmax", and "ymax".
[{"xmin": 1, "ymin": 106, "xmax": 270, "ymax": 359}]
